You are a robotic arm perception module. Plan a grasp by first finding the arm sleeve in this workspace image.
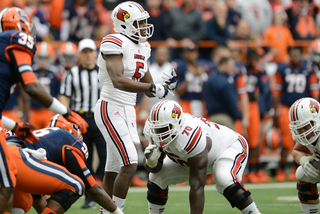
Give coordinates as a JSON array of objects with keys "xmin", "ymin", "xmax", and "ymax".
[
  {"xmin": 7, "ymin": 48, "xmax": 37, "ymax": 86},
  {"xmin": 100, "ymin": 35, "xmax": 123, "ymax": 55}
]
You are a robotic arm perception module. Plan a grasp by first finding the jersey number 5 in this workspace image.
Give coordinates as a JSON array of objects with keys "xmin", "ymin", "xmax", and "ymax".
[
  {"xmin": 18, "ymin": 32, "xmax": 34, "ymax": 49},
  {"xmin": 132, "ymin": 62, "xmax": 144, "ymax": 82}
]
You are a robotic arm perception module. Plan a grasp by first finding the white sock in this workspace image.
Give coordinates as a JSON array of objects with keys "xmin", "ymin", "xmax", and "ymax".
[
  {"xmin": 100, "ymin": 206, "xmax": 110, "ymax": 214},
  {"xmin": 241, "ymin": 202, "xmax": 261, "ymax": 214},
  {"xmin": 300, "ymin": 203, "xmax": 319, "ymax": 213},
  {"xmin": 148, "ymin": 202, "xmax": 165, "ymax": 214},
  {"xmin": 113, "ymin": 195, "xmax": 126, "ymax": 211}
]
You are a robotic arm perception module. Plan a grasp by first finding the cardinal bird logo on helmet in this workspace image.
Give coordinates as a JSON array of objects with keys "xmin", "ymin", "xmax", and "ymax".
[
  {"xmin": 116, "ymin": 8, "xmax": 130, "ymax": 21},
  {"xmin": 310, "ymin": 100, "xmax": 319, "ymax": 113},
  {"xmin": 172, "ymin": 104, "xmax": 181, "ymax": 119}
]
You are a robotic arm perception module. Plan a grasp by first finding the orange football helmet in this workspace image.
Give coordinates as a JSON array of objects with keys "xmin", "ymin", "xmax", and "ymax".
[
  {"xmin": 0, "ymin": 7, "xmax": 35, "ymax": 37},
  {"xmin": 263, "ymin": 127, "xmax": 282, "ymax": 150},
  {"xmin": 34, "ymin": 41, "xmax": 57, "ymax": 70},
  {"xmin": 58, "ymin": 42, "xmax": 78, "ymax": 70},
  {"xmin": 47, "ymin": 114, "xmax": 82, "ymax": 139}
]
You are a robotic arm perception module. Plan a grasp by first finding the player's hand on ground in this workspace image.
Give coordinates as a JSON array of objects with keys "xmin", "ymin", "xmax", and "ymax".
[
  {"xmin": 13, "ymin": 122, "xmax": 39, "ymax": 144},
  {"xmin": 63, "ymin": 110, "xmax": 88, "ymax": 134},
  {"xmin": 150, "ymin": 83, "xmax": 168, "ymax": 99},
  {"xmin": 144, "ymin": 144, "xmax": 162, "ymax": 168},
  {"xmin": 300, "ymin": 156, "xmax": 319, "ymax": 178},
  {"xmin": 162, "ymin": 68, "xmax": 177, "ymax": 90}
]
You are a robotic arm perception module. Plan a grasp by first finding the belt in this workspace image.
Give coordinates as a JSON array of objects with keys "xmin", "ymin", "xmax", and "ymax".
[{"xmin": 77, "ymin": 111, "xmax": 94, "ymax": 118}]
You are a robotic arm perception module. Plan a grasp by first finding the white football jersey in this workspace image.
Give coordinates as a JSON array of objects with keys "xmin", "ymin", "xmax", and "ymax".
[
  {"xmin": 97, "ymin": 33, "xmax": 151, "ymax": 106},
  {"xmin": 144, "ymin": 113, "xmax": 239, "ymax": 166}
]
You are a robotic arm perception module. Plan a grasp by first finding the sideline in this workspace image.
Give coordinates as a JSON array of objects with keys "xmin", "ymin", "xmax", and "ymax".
[{"xmin": 129, "ymin": 181, "xmax": 296, "ymax": 193}]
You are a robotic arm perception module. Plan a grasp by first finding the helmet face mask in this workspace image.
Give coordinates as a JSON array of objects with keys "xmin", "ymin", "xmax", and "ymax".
[
  {"xmin": 289, "ymin": 98, "xmax": 320, "ymax": 146},
  {"xmin": 111, "ymin": 2, "xmax": 154, "ymax": 43},
  {"xmin": 148, "ymin": 100, "xmax": 184, "ymax": 147}
]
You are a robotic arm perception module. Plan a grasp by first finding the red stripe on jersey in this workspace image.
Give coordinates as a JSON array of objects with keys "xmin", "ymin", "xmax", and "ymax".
[
  {"xmin": 231, "ymin": 136, "xmax": 248, "ymax": 187},
  {"xmin": 101, "ymin": 101, "xmax": 129, "ymax": 165},
  {"xmin": 185, "ymin": 127, "xmax": 201, "ymax": 153},
  {"xmin": 101, "ymin": 36, "xmax": 122, "ymax": 46}
]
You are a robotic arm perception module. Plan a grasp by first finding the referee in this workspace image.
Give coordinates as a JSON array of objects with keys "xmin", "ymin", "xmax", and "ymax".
[{"xmin": 59, "ymin": 38, "xmax": 106, "ymax": 209}]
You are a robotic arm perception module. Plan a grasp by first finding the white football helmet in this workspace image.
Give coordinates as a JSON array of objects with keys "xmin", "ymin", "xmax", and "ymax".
[
  {"xmin": 111, "ymin": 1, "xmax": 154, "ymax": 43},
  {"xmin": 148, "ymin": 100, "xmax": 185, "ymax": 147},
  {"xmin": 289, "ymin": 98, "xmax": 320, "ymax": 146}
]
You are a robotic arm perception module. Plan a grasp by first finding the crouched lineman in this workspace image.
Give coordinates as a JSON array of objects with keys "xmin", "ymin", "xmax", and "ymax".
[
  {"xmin": 143, "ymin": 100, "xmax": 261, "ymax": 214},
  {"xmin": 5, "ymin": 115, "xmax": 124, "ymax": 214},
  {"xmin": 3, "ymin": 127, "xmax": 85, "ymax": 214},
  {"xmin": 289, "ymin": 97, "xmax": 320, "ymax": 214}
]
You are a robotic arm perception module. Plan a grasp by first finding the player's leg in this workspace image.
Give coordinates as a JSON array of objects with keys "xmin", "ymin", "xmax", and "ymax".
[
  {"xmin": 147, "ymin": 157, "xmax": 190, "ymax": 214},
  {"xmin": 297, "ymin": 181, "xmax": 319, "ymax": 213},
  {"xmin": 246, "ymin": 102, "xmax": 261, "ymax": 183},
  {"xmin": 0, "ymin": 133, "xmax": 17, "ymax": 214},
  {"xmin": 90, "ymin": 119, "xmax": 107, "ymax": 181},
  {"xmin": 94, "ymin": 100, "xmax": 138, "ymax": 212},
  {"xmin": 12, "ymin": 191, "xmax": 33, "ymax": 214},
  {"xmin": 213, "ymin": 136, "xmax": 261, "ymax": 214},
  {"xmin": 9, "ymin": 145, "xmax": 84, "ymax": 213},
  {"xmin": 277, "ymin": 106, "xmax": 294, "ymax": 181}
]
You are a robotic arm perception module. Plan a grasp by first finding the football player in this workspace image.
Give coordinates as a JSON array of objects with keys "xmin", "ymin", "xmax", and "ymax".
[
  {"xmin": 7, "ymin": 140, "xmax": 85, "ymax": 214},
  {"xmin": 0, "ymin": 8, "xmax": 87, "ymax": 212},
  {"xmin": 289, "ymin": 97, "xmax": 320, "ymax": 214},
  {"xmin": 6, "ymin": 115, "xmax": 123, "ymax": 214},
  {"xmin": 94, "ymin": 1, "xmax": 176, "ymax": 213},
  {"xmin": 271, "ymin": 47, "xmax": 320, "ymax": 181},
  {"xmin": 143, "ymin": 100, "xmax": 261, "ymax": 214}
]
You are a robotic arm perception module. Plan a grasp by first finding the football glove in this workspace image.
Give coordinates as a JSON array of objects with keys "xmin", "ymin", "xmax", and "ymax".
[
  {"xmin": 149, "ymin": 83, "xmax": 168, "ymax": 99},
  {"xmin": 13, "ymin": 122, "xmax": 39, "ymax": 144},
  {"xmin": 144, "ymin": 144, "xmax": 162, "ymax": 168},
  {"xmin": 300, "ymin": 156, "xmax": 319, "ymax": 178},
  {"xmin": 162, "ymin": 68, "xmax": 177, "ymax": 90},
  {"xmin": 63, "ymin": 109, "xmax": 88, "ymax": 134}
]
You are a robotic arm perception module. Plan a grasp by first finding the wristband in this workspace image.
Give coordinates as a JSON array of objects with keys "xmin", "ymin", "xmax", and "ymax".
[
  {"xmin": 48, "ymin": 98, "xmax": 68, "ymax": 115},
  {"xmin": 149, "ymin": 83, "xmax": 156, "ymax": 93},
  {"xmin": 112, "ymin": 207, "xmax": 123, "ymax": 214},
  {"xmin": 1, "ymin": 116, "xmax": 17, "ymax": 130}
]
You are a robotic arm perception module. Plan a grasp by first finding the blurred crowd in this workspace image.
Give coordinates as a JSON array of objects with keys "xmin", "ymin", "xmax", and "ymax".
[{"xmin": 4, "ymin": 0, "xmax": 320, "ymax": 184}]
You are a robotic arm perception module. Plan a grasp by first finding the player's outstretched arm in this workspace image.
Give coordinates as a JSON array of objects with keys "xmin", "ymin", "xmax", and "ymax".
[
  {"xmin": 23, "ymin": 82, "xmax": 88, "ymax": 133},
  {"xmin": 188, "ymin": 150, "xmax": 208, "ymax": 214},
  {"xmin": 86, "ymin": 184, "xmax": 124, "ymax": 214}
]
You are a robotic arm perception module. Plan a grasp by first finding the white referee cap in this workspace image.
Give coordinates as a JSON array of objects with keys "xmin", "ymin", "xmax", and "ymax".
[{"xmin": 78, "ymin": 38, "xmax": 97, "ymax": 52}]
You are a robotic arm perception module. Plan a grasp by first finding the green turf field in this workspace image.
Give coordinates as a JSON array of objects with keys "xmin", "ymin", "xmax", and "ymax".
[{"xmin": 28, "ymin": 181, "xmax": 301, "ymax": 214}]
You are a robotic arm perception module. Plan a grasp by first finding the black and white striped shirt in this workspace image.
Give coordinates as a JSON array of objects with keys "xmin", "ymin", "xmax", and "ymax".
[{"xmin": 60, "ymin": 65, "xmax": 101, "ymax": 112}]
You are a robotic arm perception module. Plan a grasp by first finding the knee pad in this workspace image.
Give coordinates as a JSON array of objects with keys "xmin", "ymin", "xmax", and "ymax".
[
  {"xmin": 147, "ymin": 181, "xmax": 168, "ymax": 205},
  {"xmin": 297, "ymin": 182, "xmax": 319, "ymax": 201},
  {"xmin": 223, "ymin": 182, "xmax": 251, "ymax": 208},
  {"xmin": 49, "ymin": 190, "xmax": 81, "ymax": 211}
]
